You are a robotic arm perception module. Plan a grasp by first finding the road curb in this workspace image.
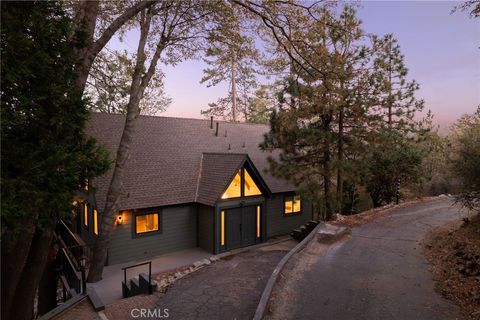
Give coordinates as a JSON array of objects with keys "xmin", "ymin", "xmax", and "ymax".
[{"xmin": 253, "ymin": 222, "xmax": 328, "ymax": 320}]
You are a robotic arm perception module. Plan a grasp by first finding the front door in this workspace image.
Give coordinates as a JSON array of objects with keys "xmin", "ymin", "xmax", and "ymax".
[
  {"xmin": 241, "ymin": 206, "xmax": 256, "ymax": 247},
  {"xmin": 225, "ymin": 206, "xmax": 258, "ymax": 250},
  {"xmin": 226, "ymin": 207, "xmax": 242, "ymax": 249}
]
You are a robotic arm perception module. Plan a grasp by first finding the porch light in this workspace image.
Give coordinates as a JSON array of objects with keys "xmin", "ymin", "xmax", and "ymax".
[{"xmin": 117, "ymin": 215, "xmax": 123, "ymax": 225}]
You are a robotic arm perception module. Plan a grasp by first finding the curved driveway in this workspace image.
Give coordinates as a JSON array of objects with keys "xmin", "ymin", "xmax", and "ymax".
[{"xmin": 274, "ymin": 198, "xmax": 465, "ymax": 320}]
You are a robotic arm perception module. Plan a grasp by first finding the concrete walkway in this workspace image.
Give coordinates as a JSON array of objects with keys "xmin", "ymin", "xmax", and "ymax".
[{"xmin": 88, "ymin": 248, "xmax": 211, "ymax": 305}]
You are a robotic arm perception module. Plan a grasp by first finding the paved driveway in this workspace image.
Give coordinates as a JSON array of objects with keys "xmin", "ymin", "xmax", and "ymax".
[
  {"xmin": 269, "ymin": 198, "xmax": 466, "ymax": 320},
  {"xmin": 105, "ymin": 240, "xmax": 296, "ymax": 320}
]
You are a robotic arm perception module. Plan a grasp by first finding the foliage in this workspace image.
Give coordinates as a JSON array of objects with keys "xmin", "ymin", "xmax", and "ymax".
[
  {"xmin": 200, "ymin": 2, "xmax": 260, "ymax": 121},
  {"xmin": 452, "ymin": 0, "xmax": 480, "ymax": 18},
  {"xmin": 0, "ymin": 0, "xmax": 110, "ymax": 233},
  {"xmin": 360, "ymin": 131, "xmax": 422, "ymax": 207},
  {"xmin": 246, "ymin": 85, "xmax": 277, "ymax": 124},
  {"xmin": 449, "ymin": 107, "xmax": 480, "ymax": 212},
  {"xmin": 85, "ymin": 49, "xmax": 171, "ymax": 115}
]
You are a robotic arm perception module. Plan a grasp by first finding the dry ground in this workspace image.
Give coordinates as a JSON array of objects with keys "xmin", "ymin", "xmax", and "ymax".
[{"xmin": 424, "ymin": 213, "xmax": 480, "ymax": 320}]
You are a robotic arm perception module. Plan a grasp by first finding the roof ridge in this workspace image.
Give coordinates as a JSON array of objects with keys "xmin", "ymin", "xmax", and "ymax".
[
  {"xmin": 202, "ymin": 152, "xmax": 249, "ymax": 156},
  {"xmin": 89, "ymin": 112, "xmax": 269, "ymax": 128}
]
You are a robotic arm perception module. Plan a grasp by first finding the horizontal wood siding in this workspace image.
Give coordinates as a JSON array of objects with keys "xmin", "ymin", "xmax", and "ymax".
[
  {"xmin": 198, "ymin": 204, "xmax": 214, "ymax": 253},
  {"xmin": 107, "ymin": 204, "xmax": 197, "ymax": 265},
  {"xmin": 266, "ymin": 194, "xmax": 312, "ymax": 237}
]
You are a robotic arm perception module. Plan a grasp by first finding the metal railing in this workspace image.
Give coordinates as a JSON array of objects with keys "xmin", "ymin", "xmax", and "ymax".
[{"xmin": 121, "ymin": 261, "xmax": 152, "ymax": 297}]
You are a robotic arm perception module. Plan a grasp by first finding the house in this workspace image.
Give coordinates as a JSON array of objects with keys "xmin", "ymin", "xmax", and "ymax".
[{"xmin": 76, "ymin": 113, "xmax": 313, "ymax": 265}]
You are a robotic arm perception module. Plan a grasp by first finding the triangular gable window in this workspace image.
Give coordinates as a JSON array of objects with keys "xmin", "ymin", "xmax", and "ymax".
[
  {"xmin": 221, "ymin": 170, "xmax": 241, "ymax": 199},
  {"xmin": 244, "ymin": 169, "xmax": 262, "ymax": 196},
  {"xmin": 221, "ymin": 167, "xmax": 263, "ymax": 199}
]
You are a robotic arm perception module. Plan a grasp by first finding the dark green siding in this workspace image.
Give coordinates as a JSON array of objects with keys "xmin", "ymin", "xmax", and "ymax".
[
  {"xmin": 198, "ymin": 204, "xmax": 214, "ymax": 253},
  {"xmin": 266, "ymin": 194, "xmax": 312, "ymax": 237},
  {"xmin": 107, "ymin": 204, "xmax": 197, "ymax": 265}
]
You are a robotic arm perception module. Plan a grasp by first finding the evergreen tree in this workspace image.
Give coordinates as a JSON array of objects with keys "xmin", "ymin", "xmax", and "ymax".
[
  {"xmin": 200, "ymin": 2, "xmax": 259, "ymax": 122},
  {"xmin": 1, "ymin": 2, "xmax": 110, "ymax": 318},
  {"xmin": 370, "ymin": 34, "xmax": 424, "ymax": 133},
  {"xmin": 262, "ymin": 5, "xmax": 371, "ymax": 219}
]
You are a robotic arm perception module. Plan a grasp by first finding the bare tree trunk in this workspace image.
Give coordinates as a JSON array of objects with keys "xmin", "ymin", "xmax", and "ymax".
[
  {"xmin": 324, "ymin": 148, "xmax": 333, "ymax": 220},
  {"xmin": 38, "ymin": 240, "xmax": 58, "ymax": 316},
  {"xmin": 9, "ymin": 228, "xmax": 54, "ymax": 320},
  {"xmin": 231, "ymin": 55, "xmax": 237, "ymax": 122},
  {"xmin": 336, "ymin": 107, "xmax": 344, "ymax": 214},
  {"xmin": 1, "ymin": 217, "xmax": 37, "ymax": 320},
  {"xmin": 88, "ymin": 9, "xmax": 167, "ymax": 282},
  {"xmin": 72, "ymin": 0, "xmax": 157, "ymax": 93}
]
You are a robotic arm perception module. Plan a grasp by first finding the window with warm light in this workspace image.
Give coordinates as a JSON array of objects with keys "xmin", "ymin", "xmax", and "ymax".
[
  {"xmin": 244, "ymin": 170, "xmax": 262, "ymax": 196},
  {"xmin": 135, "ymin": 213, "xmax": 159, "ymax": 234},
  {"xmin": 94, "ymin": 209, "xmax": 99, "ymax": 235},
  {"xmin": 220, "ymin": 210, "xmax": 225, "ymax": 246},
  {"xmin": 221, "ymin": 170, "xmax": 241, "ymax": 199},
  {"xmin": 256, "ymin": 206, "xmax": 261, "ymax": 238},
  {"xmin": 221, "ymin": 168, "xmax": 263, "ymax": 199},
  {"xmin": 83, "ymin": 203, "xmax": 89, "ymax": 226},
  {"xmin": 284, "ymin": 195, "xmax": 301, "ymax": 215}
]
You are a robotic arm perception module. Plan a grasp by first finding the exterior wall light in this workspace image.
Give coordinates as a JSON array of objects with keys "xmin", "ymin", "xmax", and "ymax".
[{"xmin": 117, "ymin": 215, "xmax": 123, "ymax": 225}]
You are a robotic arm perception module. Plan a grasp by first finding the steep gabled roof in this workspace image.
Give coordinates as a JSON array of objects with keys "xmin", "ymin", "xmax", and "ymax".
[
  {"xmin": 86, "ymin": 113, "xmax": 294, "ymax": 211},
  {"xmin": 195, "ymin": 153, "xmax": 271, "ymax": 206}
]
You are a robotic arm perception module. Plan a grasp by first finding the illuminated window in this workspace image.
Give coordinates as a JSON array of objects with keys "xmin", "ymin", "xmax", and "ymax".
[
  {"xmin": 220, "ymin": 211, "xmax": 225, "ymax": 246},
  {"xmin": 221, "ymin": 170, "xmax": 241, "ymax": 199},
  {"xmin": 221, "ymin": 168, "xmax": 263, "ymax": 199},
  {"xmin": 284, "ymin": 195, "xmax": 301, "ymax": 215},
  {"xmin": 94, "ymin": 209, "xmax": 99, "ymax": 235},
  {"xmin": 244, "ymin": 170, "xmax": 262, "ymax": 196},
  {"xmin": 256, "ymin": 206, "xmax": 261, "ymax": 238},
  {"xmin": 84, "ymin": 203, "xmax": 88, "ymax": 226},
  {"xmin": 135, "ymin": 213, "xmax": 159, "ymax": 234}
]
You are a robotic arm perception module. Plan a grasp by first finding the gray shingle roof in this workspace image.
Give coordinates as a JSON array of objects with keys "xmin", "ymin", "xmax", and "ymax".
[{"xmin": 86, "ymin": 113, "xmax": 294, "ymax": 211}]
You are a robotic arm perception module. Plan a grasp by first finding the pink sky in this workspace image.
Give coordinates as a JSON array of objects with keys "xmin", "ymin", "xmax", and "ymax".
[{"xmin": 110, "ymin": 1, "xmax": 479, "ymax": 132}]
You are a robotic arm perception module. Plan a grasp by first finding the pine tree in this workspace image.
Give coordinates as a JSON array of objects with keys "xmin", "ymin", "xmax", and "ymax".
[{"xmin": 200, "ymin": 2, "xmax": 259, "ymax": 122}]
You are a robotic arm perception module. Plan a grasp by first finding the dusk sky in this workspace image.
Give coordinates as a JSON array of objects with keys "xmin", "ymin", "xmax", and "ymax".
[{"xmin": 110, "ymin": 1, "xmax": 479, "ymax": 132}]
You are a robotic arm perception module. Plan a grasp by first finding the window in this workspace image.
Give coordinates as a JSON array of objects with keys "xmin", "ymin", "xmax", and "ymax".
[
  {"xmin": 221, "ymin": 168, "xmax": 263, "ymax": 199},
  {"xmin": 244, "ymin": 170, "xmax": 262, "ymax": 196},
  {"xmin": 135, "ymin": 213, "xmax": 159, "ymax": 234},
  {"xmin": 93, "ymin": 209, "xmax": 99, "ymax": 235},
  {"xmin": 83, "ymin": 203, "xmax": 89, "ymax": 226},
  {"xmin": 220, "ymin": 210, "xmax": 225, "ymax": 246},
  {"xmin": 284, "ymin": 195, "xmax": 301, "ymax": 215},
  {"xmin": 221, "ymin": 170, "xmax": 241, "ymax": 199},
  {"xmin": 256, "ymin": 206, "xmax": 261, "ymax": 238}
]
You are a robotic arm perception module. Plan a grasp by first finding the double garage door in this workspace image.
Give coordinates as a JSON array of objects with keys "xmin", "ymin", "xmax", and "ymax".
[{"xmin": 224, "ymin": 206, "xmax": 260, "ymax": 250}]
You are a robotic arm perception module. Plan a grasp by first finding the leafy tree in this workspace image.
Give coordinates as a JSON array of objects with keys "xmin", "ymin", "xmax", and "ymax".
[
  {"xmin": 88, "ymin": 0, "xmax": 211, "ymax": 282},
  {"xmin": 452, "ymin": 0, "xmax": 480, "ymax": 18},
  {"xmin": 85, "ymin": 49, "xmax": 171, "ymax": 115},
  {"xmin": 0, "ymin": 2, "xmax": 110, "ymax": 319},
  {"xmin": 448, "ymin": 107, "xmax": 480, "ymax": 212},
  {"xmin": 361, "ymin": 131, "xmax": 422, "ymax": 207}
]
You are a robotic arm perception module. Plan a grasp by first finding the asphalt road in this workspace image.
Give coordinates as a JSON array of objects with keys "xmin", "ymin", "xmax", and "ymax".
[{"xmin": 277, "ymin": 198, "xmax": 465, "ymax": 320}]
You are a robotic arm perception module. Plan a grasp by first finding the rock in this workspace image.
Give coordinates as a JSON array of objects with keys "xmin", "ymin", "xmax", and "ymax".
[
  {"xmin": 202, "ymin": 258, "xmax": 211, "ymax": 265},
  {"xmin": 193, "ymin": 261, "xmax": 203, "ymax": 268}
]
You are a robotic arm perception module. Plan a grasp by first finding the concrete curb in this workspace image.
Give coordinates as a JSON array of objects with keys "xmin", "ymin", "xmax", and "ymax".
[{"xmin": 252, "ymin": 223, "xmax": 325, "ymax": 320}]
